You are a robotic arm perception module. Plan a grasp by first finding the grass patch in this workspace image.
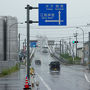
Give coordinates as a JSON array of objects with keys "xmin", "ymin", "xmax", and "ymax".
[
  {"xmin": 60, "ymin": 53, "xmax": 81, "ymax": 64},
  {"xmin": 20, "ymin": 61, "xmax": 26, "ymax": 65},
  {"xmin": 0, "ymin": 63, "xmax": 19, "ymax": 77}
]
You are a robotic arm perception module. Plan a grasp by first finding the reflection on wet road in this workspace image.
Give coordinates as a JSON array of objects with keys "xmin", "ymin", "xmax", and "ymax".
[
  {"xmin": 0, "ymin": 47, "xmax": 90, "ymax": 90},
  {"xmin": 31, "ymin": 48, "xmax": 90, "ymax": 90},
  {"xmin": 0, "ymin": 66, "xmax": 26, "ymax": 90}
]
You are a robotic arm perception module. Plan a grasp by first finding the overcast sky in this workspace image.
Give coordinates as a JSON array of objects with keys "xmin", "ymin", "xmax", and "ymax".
[{"xmin": 0, "ymin": 0, "xmax": 90, "ymax": 47}]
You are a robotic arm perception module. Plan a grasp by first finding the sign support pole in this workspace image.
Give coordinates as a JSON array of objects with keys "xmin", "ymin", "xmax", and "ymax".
[
  {"xmin": 25, "ymin": 5, "xmax": 38, "ymax": 80},
  {"xmin": 26, "ymin": 5, "xmax": 30, "ymax": 80}
]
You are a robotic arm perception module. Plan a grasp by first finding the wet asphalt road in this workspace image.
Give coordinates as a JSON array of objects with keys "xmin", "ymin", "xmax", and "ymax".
[
  {"xmin": 0, "ymin": 47, "xmax": 90, "ymax": 90},
  {"xmin": 31, "ymin": 48, "xmax": 90, "ymax": 90},
  {"xmin": 0, "ymin": 65, "xmax": 26, "ymax": 90}
]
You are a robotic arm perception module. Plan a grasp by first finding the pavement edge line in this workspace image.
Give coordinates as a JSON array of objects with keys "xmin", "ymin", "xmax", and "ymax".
[
  {"xmin": 36, "ymin": 73, "xmax": 51, "ymax": 90},
  {"xmin": 84, "ymin": 73, "xmax": 90, "ymax": 83}
]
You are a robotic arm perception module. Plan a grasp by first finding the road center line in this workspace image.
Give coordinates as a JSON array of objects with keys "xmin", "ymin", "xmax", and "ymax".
[
  {"xmin": 36, "ymin": 73, "xmax": 51, "ymax": 90},
  {"xmin": 84, "ymin": 73, "xmax": 90, "ymax": 83}
]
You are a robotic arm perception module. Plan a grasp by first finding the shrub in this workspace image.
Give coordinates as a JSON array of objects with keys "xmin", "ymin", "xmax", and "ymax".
[{"xmin": 0, "ymin": 63, "xmax": 19, "ymax": 77}]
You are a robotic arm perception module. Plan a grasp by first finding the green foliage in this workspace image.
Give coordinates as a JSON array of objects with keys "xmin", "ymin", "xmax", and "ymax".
[
  {"xmin": 60, "ymin": 53, "xmax": 81, "ymax": 64},
  {"xmin": 0, "ymin": 63, "xmax": 19, "ymax": 77},
  {"xmin": 1, "ymin": 69, "xmax": 9, "ymax": 75}
]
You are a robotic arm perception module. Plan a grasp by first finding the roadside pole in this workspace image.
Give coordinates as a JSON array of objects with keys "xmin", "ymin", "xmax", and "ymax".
[
  {"xmin": 73, "ymin": 43, "xmax": 74, "ymax": 63},
  {"xmin": 25, "ymin": 5, "xmax": 30, "ymax": 80},
  {"xmin": 62, "ymin": 40, "xmax": 64, "ymax": 54},
  {"xmin": 88, "ymin": 32, "xmax": 90, "ymax": 70},
  {"xmin": 25, "ymin": 39, "xmax": 26, "ymax": 49},
  {"xmin": 60, "ymin": 40, "xmax": 61, "ymax": 55},
  {"xmin": 76, "ymin": 33, "xmax": 78, "ymax": 57},
  {"xmin": 74, "ymin": 32, "xmax": 78, "ymax": 57},
  {"xmin": 19, "ymin": 33, "xmax": 20, "ymax": 60},
  {"xmin": 25, "ymin": 5, "xmax": 38, "ymax": 80},
  {"xmin": 23, "ymin": 42, "xmax": 24, "ymax": 50},
  {"xmin": 69, "ymin": 38, "xmax": 71, "ymax": 55}
]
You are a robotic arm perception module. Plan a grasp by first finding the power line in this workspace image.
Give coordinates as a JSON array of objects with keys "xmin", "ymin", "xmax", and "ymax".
[{"xmin": 18, "ymin": 24, "xmax": 90, "ymax": 29}]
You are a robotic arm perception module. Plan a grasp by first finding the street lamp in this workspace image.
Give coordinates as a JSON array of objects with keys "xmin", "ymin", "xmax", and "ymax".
[
  {"xmin": 9, "ymin": 22, "xmax": 23, "ymax": 60},
  {"xmin": 76, "ymin": 27, "xmax": 84, "ymax": 64}
]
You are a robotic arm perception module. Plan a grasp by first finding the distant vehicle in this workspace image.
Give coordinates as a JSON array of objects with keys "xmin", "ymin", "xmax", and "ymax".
[
  {"xmin": 42, "ymin": 46, "xmax": 48, "ymax": 53},
  {"xmin": 42, "ymin": 46, "xmax": 48, "ymax": 49},
  {"xmin": 42, "ymin": 49, "xmax": 48, "ymax": 53},
  {"xmin": 35, "ymin": 60, "xmax": 41, "ymax": 65},
  {"xmin": 49, "ymin": 61, "xmax": 60, "ymax": 71}
]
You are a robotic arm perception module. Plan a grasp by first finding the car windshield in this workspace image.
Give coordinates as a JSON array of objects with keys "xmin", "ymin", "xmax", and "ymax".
[{"xmin": 50, "ymin": 62, "xmax": 60, "ymax": 65}]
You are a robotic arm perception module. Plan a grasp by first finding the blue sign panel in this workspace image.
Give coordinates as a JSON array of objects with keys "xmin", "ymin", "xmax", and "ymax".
[
  {"xmin": 30, "ymin": 42, "xmax": 37, "ymax": 48},
  {"xmin": 39, "ymin": 4, "xmax": 67, "ymax": 26}
]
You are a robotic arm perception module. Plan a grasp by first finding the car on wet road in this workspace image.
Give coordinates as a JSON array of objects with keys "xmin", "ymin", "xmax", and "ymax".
[
  {"xmin": 49, "ymin": 61, "xmax": 60, "ymax": 72},
  {"xmin": 35, "ymin": 60, "xmax": 41, "ymax": 65}
]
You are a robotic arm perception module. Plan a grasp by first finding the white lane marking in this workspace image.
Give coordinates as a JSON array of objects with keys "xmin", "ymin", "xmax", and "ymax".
[
  {"xmin": 84, "ymin": 73, "xmax": 90, "ymax": 83},
  {"xmin": 36, "ymin": 73, "xmax": 51, "ymax": 90}
]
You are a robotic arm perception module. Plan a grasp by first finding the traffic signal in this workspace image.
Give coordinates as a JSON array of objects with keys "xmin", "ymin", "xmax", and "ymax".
[{"xmin": 72, "ymin": 41, "xmax": 78, "ymax": 44}]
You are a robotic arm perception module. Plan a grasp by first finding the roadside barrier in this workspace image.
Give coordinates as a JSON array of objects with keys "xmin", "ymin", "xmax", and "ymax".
[{"xmin": 23, "ymin": 76, "xmax": 31, "ymax": 90}]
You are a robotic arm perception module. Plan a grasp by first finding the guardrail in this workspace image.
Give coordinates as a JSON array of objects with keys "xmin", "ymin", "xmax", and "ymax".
[
  {"xmin": 48, "ymin": 46, "xmax": 68, "ymax": 64},
  {"xmin": 30, "ymin": 48, "xmax": 35, "ymax": 60}
]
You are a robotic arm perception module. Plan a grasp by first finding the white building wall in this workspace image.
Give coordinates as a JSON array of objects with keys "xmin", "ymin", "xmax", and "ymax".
[
  {"xmin": 6, "ymin": 16, "xmax": 18, "ymax": 61},
  {"xmin": 77, "ymin": 49, "xmax": 83, "ymax": 58}
]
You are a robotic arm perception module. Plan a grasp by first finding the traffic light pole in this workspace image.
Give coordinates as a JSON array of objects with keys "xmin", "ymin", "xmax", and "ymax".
[
  {"xmin": 76, "ymin": 33, "xmax": 77, "ymax": 57},
  {"xmin": 74, "ymin": 32, "xmax": 78, "ymax": 57},
  {"xmin": 76, "ymin": 27, "xmax": 85, "ymax": 64}
]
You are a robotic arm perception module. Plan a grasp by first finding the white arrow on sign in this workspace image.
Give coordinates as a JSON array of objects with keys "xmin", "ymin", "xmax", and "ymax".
[
  {"xmin": 45, "ymin": 11, "xmax": 63, "ymax": 24},
  {"xmin": 59, "ymin": 11, "xmax": 61, "ymax": 24}
]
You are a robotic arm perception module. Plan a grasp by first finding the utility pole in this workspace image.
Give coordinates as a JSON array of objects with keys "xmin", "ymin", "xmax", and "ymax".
[
  {"xmin": 23, "ymin": 42, "xmax": 24, "ymax": 50},
  {"xmin": 62, "ymin": 40, "xmax": 64, "ymax": 54},
  {"xmin": 88, "ymin": 32, "xmax": 90, "ymax": 70},
  {"xmin": 60, "ymin": 40, "xmax": 61, "ymax": 55},
  {"xmin": 74, "ymin": 32, "xmax": 78, "ymax": 57},
  {"xmin": 19, "ymin": 33, "xmax": 20, "ymax": 59},
  {"xmin": 69, "ymin": 38, "xmax": 71, "ymax": 55},
  {"xmin": 76, "ymin": 27, "xmax": 85, "ymax": 64},
  {"xmin": 64, "ymin": 41, "xmax": 66, "ymax": 54},
  {"xmin": 24, "ymin": 39, "xmax": 26, "ymax": 50},
  {"xmin": 72, "ymin": 43, "xmax": 75, "ymax": 63},
  {"xmin": 76, "ymin": 33, "xmax": 78, "ymax": 57}
]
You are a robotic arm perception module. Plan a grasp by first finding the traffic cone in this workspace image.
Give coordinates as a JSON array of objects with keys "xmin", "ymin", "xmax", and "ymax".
[{"xmin": 24, "ymin": 76, "xmax": 29, "ymax": 88}]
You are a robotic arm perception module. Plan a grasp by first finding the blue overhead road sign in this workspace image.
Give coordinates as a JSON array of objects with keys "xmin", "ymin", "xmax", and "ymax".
[
  {"xmin": 39, "ymin": 4, "xmax": 67, "ymax": 26},
  {"xmin": 30, "ymin": 41, "xmax": 37, "ymax": 48}
]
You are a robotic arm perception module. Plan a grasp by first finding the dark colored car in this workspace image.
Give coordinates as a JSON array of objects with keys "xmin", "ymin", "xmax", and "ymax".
[
  {"xmin": 35, "ymin": 60, "xmax": 41, "ymax": 65},
  {"xmin": 49, "ymin": 61, "xmax": 60, "ymax": 71},
  {"xmin": 42, "ymin": 50, "xmax": 48, "ymax": 53}
]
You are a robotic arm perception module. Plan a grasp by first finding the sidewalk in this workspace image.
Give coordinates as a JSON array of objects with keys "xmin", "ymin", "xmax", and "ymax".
[{"xmin": 0, "ymin": 65, "xmax": 26, "ymax": 90}]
